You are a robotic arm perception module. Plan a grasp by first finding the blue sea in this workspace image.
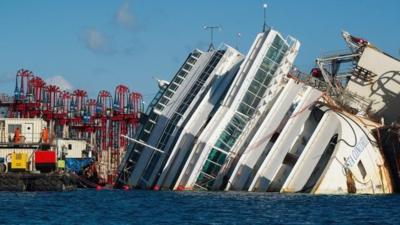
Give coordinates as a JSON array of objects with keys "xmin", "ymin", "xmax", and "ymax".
[{"xmin": 0, "ymin": 190, "xmax": 398, "ymax": 225}]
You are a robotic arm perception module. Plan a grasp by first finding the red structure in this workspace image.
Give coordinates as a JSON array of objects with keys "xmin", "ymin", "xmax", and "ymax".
[{"xmin": 2, "ymin": 69, "xmax": 144, "ymax": 184}]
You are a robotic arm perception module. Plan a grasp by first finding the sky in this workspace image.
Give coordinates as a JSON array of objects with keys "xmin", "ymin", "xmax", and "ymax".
[{"xmin": 0, "ymin": 0, "xmax": 399, "ymax": 104}]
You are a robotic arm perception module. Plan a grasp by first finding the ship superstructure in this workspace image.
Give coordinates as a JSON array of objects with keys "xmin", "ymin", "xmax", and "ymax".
[
  {"xmin": 174, "ymin": 29, "xmax": 300, "ymax": 191},
  {"xmin": 115, "ymin": 24, "xmax": 400, "ymax": 194},
  {"xmin": 116, "ymin": 46, "xmax": 244, "ymax": 188}
]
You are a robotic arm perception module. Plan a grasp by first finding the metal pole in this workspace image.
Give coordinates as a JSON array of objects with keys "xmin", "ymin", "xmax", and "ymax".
[
  {"xmin": 210, "ymin": 29, "xmax": 214, "ymax": 49},
  {"xmin": 204, "ymin": 26, "xmax": 221, "ymax": 51},
  {"xmin": 236, "ymin": 32, "xmax": 242, "ymax": 50},
  {"xmin": 263, "ymin": 3, "xmax": 268, "ymax": 32},
  {"xmin": 120, "ymin": 135, "xmax": 165, "ymax": 153}
]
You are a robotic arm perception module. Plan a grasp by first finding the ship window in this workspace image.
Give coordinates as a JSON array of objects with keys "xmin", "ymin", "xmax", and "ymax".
[
  {"xmin": 281, "ymin": 44, "xmax": 289, "ymax": 53},
  {"xmin": 195, "ymin": 171, "xmax": 215, "ymax": 189},
  {"xmin": 242, "ymin": 92, "xmax": 256, "ymax": 106},
  {"xmin": 68, "ymin": 144, "xmax": 72, "ymax": 150},
  {"xmin": 201, "ymin": 160, "xmax": 221, "ymax": 177},
  {"xmin": 192, "ymin": 51, "xmax": 202, "ymax": 58},
  {"xmin": 276, "ymin": 51, "xmax": 285, "ymax": 63},
  {"xmin": 231, "ymin": 114, "xmax": 247, "ymax": 130},
  {"xmin": 207, "ymin": 149, "xmax": 227, "ymax": 165},
  {"xmin": 238, "ymin": 102, "xmax": 255, "ymax": 117},
  {"xmin": 178, "ymin": 70, "xmax": 188, "ymax": 78},
  {"xmin": 270, "ymin": 64, "xmax": 279, "ymax": 75},
  {"xmin": 260, "ymin": 58, "xmax": 274, "ymax": 72},
  {"xmin": 144, "ymin": 122, "xmax": 154, "ymax": 132},
  {"xmin": 254, "ymin": 70, "xmax": 266, "ymax": 84},
  {"xmin": 263, "ymin": 74, "xmax": 273, "ymax": 86},
  {"xmin": 140, "ymin": 132, "xmax": 150, "ymax": 141},
  {"xmin": 272, "ymin": 36, "xmax": 284, "ymax": 49},
  {"xmin": 218, "ymin": 131, "xmax": 236, "ymax": 149},
  {"xmin": 174, "ymin": 76, "xmax": 184, "ymax": 84},
  {"xmin": 159, "ymin": 97, "xmax": 169, "ymax": 105},
  {"xmin": 248, "ymin": 80, "xmax": 262, "ymax": 96},
  {"xmin": 215, "ymin": 140, "xmax": 231, "ymax": 151},
  {"xmin": 155, "ymin": 104, "xmax": 164, "ymax": 111},
  {"xmin": 149, "ymin": 112, "xmax": 159, "ymax": 122},
  {"xmin": 188, "ymin": 57, "xmax": 197, "ymax": 64},
  {"xmin": 164, "ymin": 90, "xmax": 174, "ymax": 98},
  {"xmin": 252, "ymin": 96, "xmax": 261, "ymax": 108},
  {"xmin": 169, "ymin": 83, "xmax": 179, "ymax": 91},
  {"xmin": 266, "ymin": 46, "xmax": 280, "ymax": 62},
  {"xmin": 258, "ymin": 85, "xmax": 267, "ymax": 97},
  {"xmin": 357, "ymin": 161, "xmax": 367, "ymax": 179},
  {"xmin": 224, "ymin": 123, "xmax": 242, "ymax": 140},
  {"xmin": 183, "ymin": 64, "xmax": 192, "ymax": 71},
  {"xmin": 8, "ymin": 124, "xmax": 21, "ymax": 133}
]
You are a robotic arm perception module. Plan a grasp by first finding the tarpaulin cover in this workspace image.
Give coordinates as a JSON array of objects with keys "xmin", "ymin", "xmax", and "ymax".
[{"xmin": 65, "ymin": 158, "xmax": 93, "ymax": 173}]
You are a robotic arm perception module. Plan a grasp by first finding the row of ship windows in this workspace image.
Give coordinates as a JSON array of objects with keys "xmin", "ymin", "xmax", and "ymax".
[
  {"xmin": 154, "ymin": 51, "xmax": 224, "ymax": 151},
  {"xmin": 125, "ymin": 46, "xmax": 199, "ymax": 169},
  {"xmin": 196, "ymin": 36, "xmax": 290, "ymax": 189},
  {"xmin": 156, "ymin": 50, "xmax": 222, "ymax": 112},
  {"xmin": 143, "ymin": 52, "xmax": 217, "ymax": 179},
  {"xmin": 154, "ymin": 54, "xmax": 200, "ymax": 112}
]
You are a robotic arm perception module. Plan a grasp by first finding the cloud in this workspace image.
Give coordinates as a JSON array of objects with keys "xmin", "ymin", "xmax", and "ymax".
[
  {"xmin": 115, "ymin": 1, "xmax": 135, "ymax": 29},
  {"xmin": 81, "ymin": 28, "xmax": 114, "ymax": 54},
  {"xmin": 45, "ymin": 76, "xmax": 74, "ymax": 91}
]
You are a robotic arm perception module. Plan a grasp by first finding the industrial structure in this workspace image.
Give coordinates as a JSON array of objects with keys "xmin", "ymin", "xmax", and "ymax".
[{"xmin": 0, "ymin": 70, "xmax": 144, "ymax": 184}]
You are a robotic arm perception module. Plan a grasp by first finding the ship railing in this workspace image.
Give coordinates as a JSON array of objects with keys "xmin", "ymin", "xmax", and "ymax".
[
  {"xmin": 319, "ymin": 49, "xmax": 356, "ymax": 59},
  {"xmin": 0, "ymin": 132, "xmax": 48, "ymax": 144},
  {"xmin": 289, "ymin": 69, "xmax": 372, "ymax": 114},
  {"xmin": 289, "ymin": 69, "xmax": 333, "ymax": 94}
]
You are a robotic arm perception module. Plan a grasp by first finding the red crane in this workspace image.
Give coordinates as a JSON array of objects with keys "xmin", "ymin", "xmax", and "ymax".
[
  {"xmin": 14, "ymin": 69, "xmax": 33, "ymax": 101},
  {"xmin": 3, "ymin": 69, "xmax": 144, "ymax": 185}
]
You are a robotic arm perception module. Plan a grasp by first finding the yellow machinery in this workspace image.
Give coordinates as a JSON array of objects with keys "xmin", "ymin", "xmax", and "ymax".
[
  {"xmin": 57, "ymin": 160, "xmax": 65, "ymax": 170},
  {"xmin": 11, "ymin": 153, "xmax": 28, "ymax": 171}
]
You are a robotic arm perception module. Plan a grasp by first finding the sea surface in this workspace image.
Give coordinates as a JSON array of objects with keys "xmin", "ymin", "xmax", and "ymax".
[{"xmin": 0, "ymin": 189, "xmax": 398, "ymax": 225}]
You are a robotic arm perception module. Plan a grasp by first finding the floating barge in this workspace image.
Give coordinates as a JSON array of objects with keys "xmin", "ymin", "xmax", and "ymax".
[{"xmin": 0, "ymin": 118, "xmax": 97, "ymax": 191}]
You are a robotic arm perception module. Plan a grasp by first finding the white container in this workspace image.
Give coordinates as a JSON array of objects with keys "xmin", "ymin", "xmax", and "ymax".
[
  {"xmin": 56, "ymin": 139, "xmax": 89, "ymax": 159},
  {"xmin": 0, "ymin": 118, "xmax": 47, "ymax": 143}
]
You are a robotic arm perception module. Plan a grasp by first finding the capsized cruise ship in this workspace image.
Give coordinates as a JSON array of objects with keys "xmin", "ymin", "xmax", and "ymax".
[
  {"xmin": 116, "ymin": 25, "xmax": 400, "ymax": 194},
  {"xmin": 115, "ymin": 46, "xmax": 244, "ymax": 188}
]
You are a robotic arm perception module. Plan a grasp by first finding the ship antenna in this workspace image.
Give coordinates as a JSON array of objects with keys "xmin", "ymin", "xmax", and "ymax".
[
  {"xmin": 262, "ymin": 3, "xmax": 268, "ymax": 32},
  {"xmin": 204, "ymin": 25, "xmax": 222, "ymax": 51},
  {"xmin": 236, "ymin": 32, "xmax": 242, "ymax": 50}
]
